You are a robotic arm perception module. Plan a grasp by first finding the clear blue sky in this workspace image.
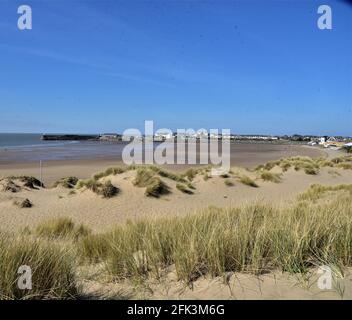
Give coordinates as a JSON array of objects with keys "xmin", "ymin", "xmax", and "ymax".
[{"xmin": 0, "ymin": 0, "xmax": 351, "ymax": 135}]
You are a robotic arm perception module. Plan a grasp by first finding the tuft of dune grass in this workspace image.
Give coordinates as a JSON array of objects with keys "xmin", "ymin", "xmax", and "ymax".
[
  {"xmin": 100, "ymin": 181, "xmax": 119, "ymax": 198},
  {"xmin": 78, "ymin": 233, "xmax": 113, "ymax": 263},
  {"xmin": 133, "ymin": 168, "xmax": 155, "ymax": 188},
  {"xmin": 145, "ymin": 178, "xmax": 170, "ymax": 197},
  {"xmin": 93, "ymin": 166, "xmax": 126, "ymax": 180},
  {"xmin": 13, "ymin": 198, "xmax": 32, "ymax": 208},
  {"xmin": 183, "ymin": 168, "xmax": 197, "ymax": 181},
  {"xmin": 76, "ymin": 179, "xmax": 118, "ymax": 198},
  {"xmin": 53, "ymin": 177, "xmax": 78, "ymax": 189},
  {"xmin": 304, "ymin": 167, "xmax": 319, "ymax": 175},
  {"xmin": 298, "ymin": 184, "xmax": 352, "ymax": 202},
  {"xmin": 0, "ymin": 233, "xmax": 78, "ymax": 299},
  {"xmin": 35, "ymin": 217, "xmax": 91, "ymax": 240},
  {"xmin": 176, "ymin": 183, "xmax": 193, "ymax": 194},
  {"xmin": 76, "ymin": 194, "xmax": 352, "ymax": 283},
  {"xmin": 148, "ymin": 166, "xmax": 187, "ymax": 183},
  {"xmin": 338, "ymin": 163, "xmax": 352, "ymax": 170},
  {"xmin": 133, "ymin": 168, "xmax": 170, "ymax": 197},
  {"xmin": 238, "ymin": 175, "xmax": 258, "ymax": 187},
  {"xmin": 7, "ymin": 176, "xmax": 44, "ymax": 189},
  {"xmin": 256, "ymin": 155, "xmax": 352, "ymax": 176},
  {"xmin": 224, "ymin": 179, "xmax": 234, "ymax": 187},
  {"xmin": 259, "ymin": 171, "xmax": 282, "ymax": 183},
  {"xmin": 0, "ymin": 179, "xmax": 21, "ymax": 193}
]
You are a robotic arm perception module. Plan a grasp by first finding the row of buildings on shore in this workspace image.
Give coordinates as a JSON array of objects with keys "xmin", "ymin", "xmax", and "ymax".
[
  {"xmin": 99, "ymin": 133, "xmax": 352, "ymax": 151},
  {"xmin": 41, "ymin": 133, "xmax": 352, "ymax": 150},
  {"xmin": 307, "ymin": 136, "xmax": 352, "ymax": 149}
]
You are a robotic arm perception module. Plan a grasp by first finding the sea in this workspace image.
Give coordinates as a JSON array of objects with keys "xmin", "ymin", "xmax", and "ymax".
[
  {"xmin": 0, "ymin": 133, "xmax": 321, "ymax": 166},
  {"xmin": 0, "ymin": 133, "xmax": 126, "ymax": 163},
  {"xmin": 0, "ymin": 133, "xmax": 72, "ymax": 148}
]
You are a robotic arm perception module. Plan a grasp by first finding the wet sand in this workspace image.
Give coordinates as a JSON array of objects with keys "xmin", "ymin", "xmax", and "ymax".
[{"xmin": 0, "ymin": 143, "xmax": 326, "ymax": 185}]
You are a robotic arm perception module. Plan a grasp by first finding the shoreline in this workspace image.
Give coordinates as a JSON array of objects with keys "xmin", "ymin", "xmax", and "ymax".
[{"xmin": 0, "ymin": 144, "xmax": 328, "ymax": 185}]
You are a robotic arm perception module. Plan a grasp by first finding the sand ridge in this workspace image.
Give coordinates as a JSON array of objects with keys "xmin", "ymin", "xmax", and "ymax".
[{"xmin": 0, "ymin": 165, "xmax": 351, "ymax": 232}]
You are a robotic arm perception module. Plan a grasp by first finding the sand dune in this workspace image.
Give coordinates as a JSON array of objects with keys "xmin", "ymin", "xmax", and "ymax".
[
  {"xmin": 0, "ymin": 163, "xmax": 351, "ymax": 232},
  {"xmin": 1, "ymin": 151, "xmax": 351, "ymax": 300}
]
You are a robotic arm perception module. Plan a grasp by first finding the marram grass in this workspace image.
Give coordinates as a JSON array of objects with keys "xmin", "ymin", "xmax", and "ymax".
[
  {"xmin": 78, "ymin": 193, "xmax": 352, "ymax": 283},
  {"xmin": 0, "ymin": 233, "xmax": 78, "ymax": 299}
]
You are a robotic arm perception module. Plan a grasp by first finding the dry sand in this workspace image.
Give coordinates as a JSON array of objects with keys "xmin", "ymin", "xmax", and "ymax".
[
  {"xmin": 1, "ymin": 145, "xmax": 351, "ymax": 300},
  {"xmin": 0, "ymin": 143, "xmax": 326, "ymax": 185},
  {"xmin": 79, "ymin": 266, "xmax": 352, "ymax": 300},
  {"xmin": 0, "ymin": 164, "xmax": 351, "ymax": 232}
]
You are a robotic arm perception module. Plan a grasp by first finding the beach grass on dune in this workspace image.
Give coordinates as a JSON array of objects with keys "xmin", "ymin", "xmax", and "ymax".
[
  {"xmin": 77, "ymin": 192, "xmax": 352, "ymax": 283},
  {"xmin": 256, "ymin": 155, "xmax": 352, "ymax": 175},
  {"xmin": 13, "ymin": 198, "xmax": 32, "ymax": 208},
  {"xmin": 35, "ymin": 217, "xmax": 91, "ymax": 239},
  {"xmin": 53, "ymin": 177, "xmax": 78, "ymax": 189},
  {"xmin": 0, "ymin": 233, "xmax": 78, "ymax": 299},
  {"xmin": 259, "ymin": 171, "xmax": 282, "ymax": 183},
  {"xmin": 238, "ymin": 175, "xmax": 258, "ymax": 187},
  {"xmin": 92, "ymin": 166, "xmax": 128, "ymax": 180},
  {"xmin": 1, "ymin": 176, "xmax": 44, "ymax": 190},
  {"xmin": 76, "ymin": 179, "xmax": 119, "ymax": 198},
  {"xmin": 176, "ymin": 183, "xmax": 194, "ymax": 194},
  {"xmin": 1, "ymin": 182, "xmax": 352, "ymax": 297},
  {"xmin": 298, "ymin": 184, "xmax": 352, "ymax": 202},
  {"xmin": 133, "ymin": 168, "xmax": 170, "ymax": 197}
]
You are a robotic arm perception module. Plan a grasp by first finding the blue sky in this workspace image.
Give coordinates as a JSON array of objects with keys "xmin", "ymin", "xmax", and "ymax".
[{"xmin": 0, "ymin": 0, "xmax": 351, "ymax": 135}]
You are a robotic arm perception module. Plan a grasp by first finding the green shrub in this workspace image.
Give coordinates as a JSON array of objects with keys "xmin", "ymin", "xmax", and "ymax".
[{"xmin": 224, "ymin": 179, "xmax": 234, "ymax": 187}]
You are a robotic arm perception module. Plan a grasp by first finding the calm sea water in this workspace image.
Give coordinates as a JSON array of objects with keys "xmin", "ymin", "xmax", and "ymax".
[
  {"xmin": 0, "ymin": 133, "xmax": 126, "ymax": 163},
  {"xmin": 0, "ymin": 134, "xmax": 320, "ymax": 165},
  {"xmin": 0, "ymin": 133, "xmax": 64, "ymax": 148}
]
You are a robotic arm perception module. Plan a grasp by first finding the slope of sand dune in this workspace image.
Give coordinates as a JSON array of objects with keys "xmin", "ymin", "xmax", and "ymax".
[
  {"xmin": 79, "ymin": 266, "xmax": 352, "ymax": 300},
  {"xmin": 0, "ymin": 165, "xmax": 351, "ymax": 232},
  {"xmin": 1, "ymin": 154, "xmax": 352, "ymax": 300}
]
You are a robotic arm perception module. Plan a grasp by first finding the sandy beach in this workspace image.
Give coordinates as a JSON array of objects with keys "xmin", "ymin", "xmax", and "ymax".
[
  {"xmin": 0, "ymin": 143, "xmax": 326, "ymax": 185},
  {"xmin": 0, "ymin": 143, "xmax": 344, "ymax": 233},
  {"xmin": 1, "ymin": 143, "xmax": 351, "ymax": 300}
]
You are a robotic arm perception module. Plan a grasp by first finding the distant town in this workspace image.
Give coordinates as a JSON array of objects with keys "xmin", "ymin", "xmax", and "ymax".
[{"xmin": 41, "ymin": 133, "xmax": 352, "ymax": 151}]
